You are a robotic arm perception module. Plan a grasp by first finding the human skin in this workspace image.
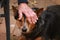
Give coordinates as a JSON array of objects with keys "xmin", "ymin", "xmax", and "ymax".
[{"xmin": 18, "ymin": 3, "xmax": 38, "ymax": 24}]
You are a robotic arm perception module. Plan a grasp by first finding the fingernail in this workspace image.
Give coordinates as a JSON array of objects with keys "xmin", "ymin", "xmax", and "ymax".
[
  {"xmin": 35, "ymin": 20, "xmax": 37, "ymax": 23},
  {"xmin": 33, "ymin": 21, "xmax": 35, "ymax": 24},
  {"xmin": 37, "ymin": 18, "xmax": 38, "ymax": 20},
  {"xmin": 33, "ymin": 20, "xmax": 37, "ymax": 24},
  {"xmin": 18, "ymin": 18, "xmax": 21, "ymax": 20}
]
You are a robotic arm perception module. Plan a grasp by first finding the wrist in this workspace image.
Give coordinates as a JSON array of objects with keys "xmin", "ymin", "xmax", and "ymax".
[
  {"xmin": 19, "ymin": 3, "xmax": 27, "ymax": 5},
  {"xmin": 18, "ymin": 3, "xmax": 28, "ymax": 10},
  {"xmin": 18, "ymin": 3, "xmax": 28, "ymax": 7},
  {"xmin": 18, "ymin": 0, "xmax": 28, "ymax": 5}
]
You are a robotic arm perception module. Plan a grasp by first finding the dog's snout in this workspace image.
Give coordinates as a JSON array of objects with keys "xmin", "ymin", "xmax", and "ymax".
[{"xmin": 22, "ymin": 26, "xmax": 27, "ymax": 32}]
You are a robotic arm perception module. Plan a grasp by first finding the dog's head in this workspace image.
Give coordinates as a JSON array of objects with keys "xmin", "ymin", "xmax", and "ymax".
[{"xmin": 12, "ymin": 6, "xmax": 43, "ymax": 34}]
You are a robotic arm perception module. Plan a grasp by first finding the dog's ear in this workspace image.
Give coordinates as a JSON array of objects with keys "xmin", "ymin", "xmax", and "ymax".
[
  {"xmin": 36, "ymin": 8, "xmax": 44, "ymax": 17},
  {"xmin": 12, "ymin": 6, "xmax": 17, "ymax": 13},
  {"xmin": 12, "ymin": 6, "xmax": 19, "ymax": 20}
]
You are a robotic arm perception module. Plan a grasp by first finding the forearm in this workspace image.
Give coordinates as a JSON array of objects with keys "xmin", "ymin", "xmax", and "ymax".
[{"xmin": 18, "ymin": 0, "xmax": 28, "ymax": 4}]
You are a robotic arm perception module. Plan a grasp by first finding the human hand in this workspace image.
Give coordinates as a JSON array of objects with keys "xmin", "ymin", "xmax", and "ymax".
[{"xmin": 18, "ymin": 3, "xmax": 38, "ymax": 24}]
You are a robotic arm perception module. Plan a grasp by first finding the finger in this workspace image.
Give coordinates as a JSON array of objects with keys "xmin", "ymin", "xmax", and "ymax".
[
  {"xmin": 27, "ymin": 10, "xmax": 38, "ymax": 24},
  {"xmin": 31, "ymin": 16, "xmax": 37, "ymax": 24},
  {"xmin": 26, "ymin": 10, "xmax": 34, "ymax": 24},
  {"xmin": 32, "ymin": 16, "xmax": 37, "ymax": 23},
  {"xmin": 18, "ymin": 10, "xmax": 22, "ymax": 20},
  {"xmin": 31, "ymin": 10, "xmax": 38, "ymax": 20},
  {"xmin": 22, "ymin": 10, "xmax": 33, "ymax": 24},
  {"xmin": 28, "ymin": 8, "xmax": 38, "ymax": 20},
  {"xmin": 23, "ymin": 10, "xmax": 32, "ymax": 24},
  {"xmin": 27, "ymin": 17, "xmax": 32, "ymax": 24},
  {"xmin": 34, "ymin": 14, "xmax": 38, "ymax": 20},
  {"xmin": 31, "ymin": 17, "xmax": 35, "ymax": 24},
  {"xmin": 23, "ymin": 10, "xmax": 31, "ymax": 18}
]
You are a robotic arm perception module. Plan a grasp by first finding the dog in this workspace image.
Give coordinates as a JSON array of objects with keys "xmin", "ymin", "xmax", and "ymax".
[
  {"xmin": 12, "ymin": 6, "xmax": 44, "ymax": 40},
  {"xmin": 12, "ymin": 5, "xmax": 60, "ymax": 40},
  {"xmin": 43, "ymin": 5, "xmax": 60, "ymax": 40},
  {"xmin": 39, "ymin": 5, "xmax": 60, "ymax": 40}
]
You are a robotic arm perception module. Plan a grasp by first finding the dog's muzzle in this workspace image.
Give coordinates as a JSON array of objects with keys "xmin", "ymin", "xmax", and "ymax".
[{"xmin": 22, "ymin": 26, "xmax": 27, "ymax": 32}]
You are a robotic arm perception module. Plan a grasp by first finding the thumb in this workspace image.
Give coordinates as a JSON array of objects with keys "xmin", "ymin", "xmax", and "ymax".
[{"xmin": 18, "ymin": 10, "xmax": 22, "ymax": 20}]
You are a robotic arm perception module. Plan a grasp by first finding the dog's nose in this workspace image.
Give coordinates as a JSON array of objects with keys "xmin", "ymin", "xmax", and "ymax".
[{"xmin": 22, "ymin": 27, "xmax": 27, "ymax": 32}]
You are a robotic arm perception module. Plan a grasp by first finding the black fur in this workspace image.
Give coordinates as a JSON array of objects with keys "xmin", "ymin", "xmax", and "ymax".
[
  {"xmin": 25, "ymin": 5, "xmax": 60, "ymax": 40},
  {"xmin": 39, "ymin": 5, "xmax": 60, "ymax": 40}
]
